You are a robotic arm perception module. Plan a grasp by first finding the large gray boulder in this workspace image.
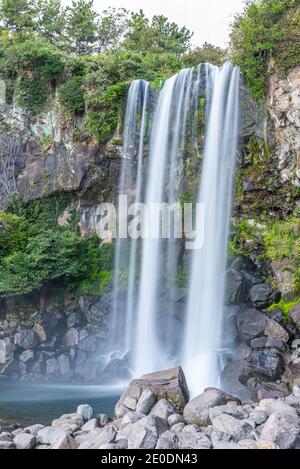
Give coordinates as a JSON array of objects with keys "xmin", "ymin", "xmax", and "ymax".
[
  {"xmin": 37, "ymin": 427, "xmax": 69, "ymax": 445},
  {"xmin": 211, "ymin": 414, "xmax": 253, "ymax": 442},
  {"xmin": 13, "ymin": 432, "xmax": 36, "ymax": 450},
  {"xmin": 290, "ymin": 303, "xmax": 300, "ymax": 331},
  {"xmin": 183, "ymin": 388, "xmax": 240, "ymax": 427},
  {"xmin": 177, "ymin": 425, "xmax": 212, "ymax": 449},
  {"xmin": 78, "ymin": 425, "xmax": 117, "ymax": 449},
  {"xmin": 237, "ymin": 309, "xmax": 268, "ymax": 342},
  {"xmin": 249, "ymin": 283, "xmax": 279, "ymax": 309},
  {"xmin": 260, "ymin": 412, "xmax": 300, "ymax": 449},
  {"xmin": 115, "ymin": 367, "xmax": 189, "ymax": 417},
  {"xmin": 225, "ymin": 270, "xmax": 247, "ymax": 305}
]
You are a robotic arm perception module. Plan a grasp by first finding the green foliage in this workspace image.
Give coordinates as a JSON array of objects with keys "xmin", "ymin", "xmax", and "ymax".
[
  {"xmin": 0, "ymin": 36, "xmax": 65, "ymax": 115},
  {"xmin": 230, "ymin": 0, "xmax": 299, "ymax": 100},
  {"xmin": 58, "ymin": 76, "xmax": 85, "ymax": 115},
  {"xmin": 124, "ymin": 10, "xmax": 192, "ymax": 56},
  {"xmin": 66, "ymin": 0, "xmax": 97, "ymax": 55},
  {"xmin": 229, "ymin": 219, "xmax": 266, "ymax": 257},
  {"xmin": 0, "ymin": 0, "xmax": 36, "ymax": 34},
  {"xmin": 96, "ymin": 7, "xmax": 129, "ymax": 53},
  {"xmin": 0, "ymin": 196, "xmax": 114, "ymax": 297},
  {"xmin": 268, "ymin": 297, "xmax": 300, "ymax": 320},
  {"xmin": 264, "ymin": 217, "xmax": 300, "ymax": 290},
  {"xmin": 36, "ymin": 0, "xmax": 66, "ymax": 45},
  {"xmin": 0, "ymin": 211, "xmax": 28, "ymax": 257},
  {"xmin": 183, "ymin": 43, "xmax": 226, "ymax": 68}
]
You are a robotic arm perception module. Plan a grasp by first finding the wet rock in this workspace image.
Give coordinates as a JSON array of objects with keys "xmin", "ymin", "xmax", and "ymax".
[
  {"xmin": 63, "ymin": 328, "xmax": 79, "ymax": 348},
  {"xmin": 265, "ymin": 319, "xmax": 289, "ymax": 343},
  {"xmin": 58, "ymin": 354, "xmax": 70, "ymax": 376},
  {"xmin": 247, "ymin": 378, "xmax": 289, "ymax": 401},
  {"xmin": 13, "ymin": 432, "xmax": 36, "ymax": 449},
  {"xmin": 237, "ymin": 309, "xmax": 268, "ymax": 342},
  {"xmin": 46, "ymin": 358, "xmax": 58, "ymax": 375},
  {"xmin": 239, "ymin": 350, "xmax": 285, "ymax": 385},
  {"xmin": 14, "ymin": 329, "xmax": 38, "ymax": 350},
  {"xmin": 225, "ymin": 270, "xmax": 247, "ymax": 305},
  {"xmin": 249, "ymin": 284, "xmax": 279, "ymax": 309},
  {"xmin": 183, "ymin": 388, "xmax": 240, "ymax": 427},
  {"xmin": 19, "ymin": 350, "xmax": 34, "ymax": 363},
  {"xmin": 101, "ymin": 358, "xmax": 131, "ymax": 382},
  {"xmin": 33, "ymin": 324, "xmax": 47, "ymax": 343},
  {"xmin": 1, "ymin": 359, "xmax": 20, "ymax": 376},
  {"xmin": 0, "ymin": 338, "xmax": 15, "ymax": 363},
  {"xmin": 178, "ymin": 425, "xmax": 212, "ymax": 449},
  {"xmin": 290, "ymin": 303, "xmax": 300, "ymax": 331},
  {"xmin": 77, "ymin": 336, "xmax": 98, "ymax": 353},
  {"xmin": 251, "ymin": 337, "xmax": 268, "ymax": 349},
  {"xmin": 77, "ymin": 404, "xmax": 93, "ymax": 421}
]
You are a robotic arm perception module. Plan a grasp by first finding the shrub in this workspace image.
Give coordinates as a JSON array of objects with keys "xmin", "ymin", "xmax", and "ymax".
[{"xmin": 58, "ymin": 76, "xmax": 85, "ymax": 115}]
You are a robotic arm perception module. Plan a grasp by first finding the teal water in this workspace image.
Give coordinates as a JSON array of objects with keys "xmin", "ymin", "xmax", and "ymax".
[{"xmin": 0, "ymin": 383, "xmax": 121, "ymax": 430}]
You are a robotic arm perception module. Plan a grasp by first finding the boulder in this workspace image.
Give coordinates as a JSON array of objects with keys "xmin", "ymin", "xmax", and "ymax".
[
  {"xmin": 239, "ymin": 350, "xmax": 285, "ymax": 385},
  {"xmin": 24, "ymin": 424, "xmax": 45, "ymax": 436},
  {"xmin": 77, "ymin": 404, "xmax": 93, "ymax": 421},
  {"xmin": 128, "ymin": 424, "xmax": 158, "ymax": 449},
  {"xmin": 168, "ymin": 413, "xmax": 185, "ymax": 427},
  {"xmin": 52, "ymin": 413, "xmax": 84, "ymax": 432},
  {"xmin": 63, "ymin": 329, "xmax": 79, "ymax": 348},
  {"xmin": 14, "ymin": 329, "xmax": 38, "ymax": 350},
  {"xmin": 115, "ymin": 367, "xmax": 189, "ymax": 417},
  {"xmin": 237, "ymin": 309, "xmax": 268, "ymax": 342},
  {"xmin": 0, "ymin": 338, "xmax": 15, "ymax": 364},
  {"xmin": 290, "ymin": 303, "xmax": 300, "ymax": 331},
  {"xmin": 211, "ymin": 414, "xmax": 253, "ymax": 442},
  {"xmin": 37, "ymin": 427, "xmax": 69, "ymax": 445},
  {"xmin": 183, "ymin": 388, "xmax": 240, "ymax": 427},
  {"xmin": 225, "ymin": 270, "xmax": 247, "ymax": 305},
  {"xmin": 249, "ymin": 284, "xmax": 279, "ymax": 309},
  {"xmin": 13, "ymin": 432, "xmax": 36, "ymax": 450},
  {"xmin": 150, "ymin": 399, "xmax": 176, "ymax": 420},
  {"xmin": 265, "ymin": 319, "xmax": 289, "ymax": 343},
  {"xmin": 247, "ymin": 378, "xmax": 289, "ymax": 401},
  {"xmin": 78, "ymin": 425, "xmax": 117, "ymax": 449},
  {"xmin": 208, "ymin": 402, "xmax": 248, "ymax": 421},
  {"xmin": 260, "ymin": 413, "xmax": 300, "ymax": 449},
  {"xmin": 177, "ymin": 425, "xmax": 212, "ymax": 449},
  {"xmin": 49, "ymin": 434, "xmax": 77, "ymax": 449},
  {"xmin": 0, "ymin": 440, "xmax": 16, "ymax": 449},
  {"xmin": 136, "ymin": 388, "xmax": 156, "ymax": 415},
  {"xmin": 57, "ymin": 354, "xmax": 70, "ymax": 376},
  {"xmin": 19, "ymin": 350, "xmax": 34, "ymax": 363}
]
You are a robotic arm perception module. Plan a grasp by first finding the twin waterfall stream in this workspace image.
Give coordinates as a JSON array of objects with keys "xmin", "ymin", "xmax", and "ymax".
[{"xmin": 110, "ymin": 62, "xmax": 240, "ymax": 397}]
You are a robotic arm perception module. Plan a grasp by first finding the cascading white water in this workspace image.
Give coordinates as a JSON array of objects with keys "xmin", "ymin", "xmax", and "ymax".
[
  {"xmin": 182, "ymin": 62, "xmax": 240, "ymax": 396},
  {"xmin": 134, "ymin": 68, "xmax": 200, "ymax": 376},
  {"xmin": 110, "ymin": 80, "xmax": 150, "ymax": 354},
  {"xmin": 109, "ymin": 63, "xmax": 240, "ymax": 397}
]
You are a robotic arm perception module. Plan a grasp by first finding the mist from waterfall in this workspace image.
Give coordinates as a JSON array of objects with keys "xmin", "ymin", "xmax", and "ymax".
[{"xmin": 182, "ymin": 63, "xmax": 240, "ymax": 396}]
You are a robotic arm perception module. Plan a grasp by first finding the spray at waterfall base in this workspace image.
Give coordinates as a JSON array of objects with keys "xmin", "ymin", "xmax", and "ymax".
[{"xmin": 97, "ymin": 63, "xmax": 240, "ymax": 397}]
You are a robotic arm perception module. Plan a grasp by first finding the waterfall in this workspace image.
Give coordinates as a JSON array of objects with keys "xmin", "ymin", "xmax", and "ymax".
[
  {"xmin": 110, "ymin": 79, "xmax": 150, "ymax": 355},
  {"xmin": 182, "ymin": 63, "xmax": 240, "ymax": 396},
  {"xmin": 109, "ymin": 62, "xmax": 240, "ymax": 397},
  {"xmin": 134, "ymin": 68, "xmax": 200, "ymax": 376}
]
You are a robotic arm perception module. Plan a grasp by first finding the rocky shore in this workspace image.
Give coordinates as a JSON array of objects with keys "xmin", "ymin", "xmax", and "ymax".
[{"xmin": 1, "ymin": 366, "xmax": 300, "ymax": 450}]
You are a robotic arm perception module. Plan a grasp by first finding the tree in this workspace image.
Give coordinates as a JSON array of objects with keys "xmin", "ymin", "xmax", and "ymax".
[
  {"xmin": 124, "ymin": 10, "xmax": 193, "ymax": 56},
  {"xmin": 183, "ymin": 43, "xmax": 226, "ymax": 68},
  {"xmin": 0, "ymin": 0, "xmax": 36, "ymax": 34},
  {"xmin": 36, "ymin": 0, "xmax": 66, "ymax": 45},
  {"xmin": 96, "ymin": 7, "xmax": 129, "ymax": 53},
  {"xmin": 66, "ymin": 0, "xmax": 98, "ymax": 55}
]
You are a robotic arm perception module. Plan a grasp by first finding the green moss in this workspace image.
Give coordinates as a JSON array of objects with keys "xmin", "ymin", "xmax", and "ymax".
[
  {"xmin": 268, "ymin": 297, "xmax": 300, "ymax": 320},
  {"xmin": 229, "ymin": 219, "xmax": 266, "ymax": 257}
]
